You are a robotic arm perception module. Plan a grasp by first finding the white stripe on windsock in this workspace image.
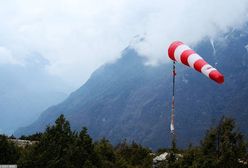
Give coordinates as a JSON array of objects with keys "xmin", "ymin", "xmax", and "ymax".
[
  {"xmin": 187, "ymin": 53, "xmax": 202, "ymax": 68},
  {"xmin": 174, "ymin": 44, "xmax": 191, "ymax": 63},
  {"xmin": 201, "ymin": 64, "xmax": 216, "ymax": 77}
]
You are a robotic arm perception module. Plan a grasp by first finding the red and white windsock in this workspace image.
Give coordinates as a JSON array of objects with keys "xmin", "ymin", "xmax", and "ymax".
[{"xmin": 168, "ymin": 41, "xmax": 224, "ymax": 84}]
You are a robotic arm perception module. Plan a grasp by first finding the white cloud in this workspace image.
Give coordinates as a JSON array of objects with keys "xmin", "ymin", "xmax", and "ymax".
[
  {"xmin": 0, "ymin": 46, "xmax": 19, "ymax": 64},
  {"xmin": 0, "ymin": 0, "xmax": 248, "ymax": 88},
  {"xmin": 134, "ymin": 0, "xmax": 248, "ymax": 64}
]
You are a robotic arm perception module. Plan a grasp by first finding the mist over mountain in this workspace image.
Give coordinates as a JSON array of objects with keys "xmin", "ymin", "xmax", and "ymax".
[
  {"xmin": 0, "ymin": 54, "xmax": 70, "ymax": 134},
  {"xmin": 15, "ymin": 26, "xmax": 248, "ymax": 149}
]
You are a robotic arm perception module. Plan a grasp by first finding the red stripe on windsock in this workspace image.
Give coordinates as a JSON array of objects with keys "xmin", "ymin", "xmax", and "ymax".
[
  {"xmin": 168, "ymin": 41, "xmax": 183, "ymax": 61},
  {"xmin": 180, "ymin": 50, "xmax": 195, "ymax": 66},
  {"xmin": 209, "ymin": 70, "xmax": 224, "ymax": 84},
  {"xmin": 168, "ymin": 41, "xmax": 224, "ymax": 84},
  {"xmin": 194, "ymin": 59, "xmax": 207, "ymax": 72}
]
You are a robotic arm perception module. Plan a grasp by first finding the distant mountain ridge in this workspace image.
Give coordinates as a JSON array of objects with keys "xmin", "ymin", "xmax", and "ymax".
[
  {"xmin": 15, "ymin": 27, "xmax": 248, "ymax": 149},
  {"xmin": 0, "ymin": 54, "xmax": 69, "ymax": 134}
]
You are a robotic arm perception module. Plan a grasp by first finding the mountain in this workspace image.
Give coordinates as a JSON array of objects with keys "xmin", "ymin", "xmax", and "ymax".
[
  {"xmin": 0, "ymin": 54, "xmax": 70, "ymax": 134},
  {"xmin": 15, "ymin": 27, "xmax": 248, "ymax": 149}
]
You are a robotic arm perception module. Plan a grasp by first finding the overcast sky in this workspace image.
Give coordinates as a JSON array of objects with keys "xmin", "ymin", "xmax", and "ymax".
[{"xmin": 1, "ymin": 0, "xmax": 248, "ymax": 89}]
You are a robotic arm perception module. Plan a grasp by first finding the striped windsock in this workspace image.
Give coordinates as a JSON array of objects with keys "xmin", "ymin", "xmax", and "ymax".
[{"xmin": 168, "ymin": 41, "xmax": 224, "ymax": 84}]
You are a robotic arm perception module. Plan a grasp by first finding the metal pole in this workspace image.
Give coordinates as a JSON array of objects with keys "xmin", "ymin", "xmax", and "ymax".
[{"xmin": 170, "ymin": 61, "xmax": 176, "ymax": 148}]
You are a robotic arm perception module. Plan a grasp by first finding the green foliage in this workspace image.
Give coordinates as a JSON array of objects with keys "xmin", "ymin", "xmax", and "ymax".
[
  {"xmin": 178, "ymin": 117, "xmax": 248, "ymax": 168},
  {"xmin": 70, "ymin": 127, "xmax": 101, "ymax": 168},
  {"xmin": 155, "ymin": 138, "xmax": 180, "ymax": 168},
  {"xmin": 1, "ymin": 115, "xmax": 247, "ymax": 168},
  {"xmin": 115, "ymin": 140, "xmax": 153, "ymax": 168},
  {"xmin": 18, "ymin": 115, "xmax": 99, "ymax": 168},
  {"xmin": 0, "ymin": 135, "xmax": 20, "ymax": 164},
  {"xmin": 19, "ymin": 132, "xmax": 42, "ymax": 141},
  {"xmin": 94, "ymin": 138, "xmax": 153, "ymax": 168},
  {"xmin": 217, "ymin": 118, "xmax": 247, "ymax": 167},
  {"xmin": 155, "ymin": 117, "xmax": 248, "ymax": 168},
  {"xmin": 94, "ymin": 138, "xmax": 116, "ymax": 168},
  {"xmin": 17, "ymin": 115, "xmax": 152, "ymax": 168},
  {"xmin": 156, "ymin": 148, "xmax": 170, "ymax": 155},
  {"xmin": 178, "ymin": 145, "xmax": 200, "ymax": 168}
]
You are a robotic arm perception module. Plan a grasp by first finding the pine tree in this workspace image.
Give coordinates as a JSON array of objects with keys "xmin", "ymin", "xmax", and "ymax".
[
  {"xmin": 18, "ymin": 115, "xmax": 75, "ymax": 168},
  {"xmin": 217, "ymin": 118, "xmax": 247, "ymax": 168},
  {"xmin": 179, "ymin": 117, "xmax": 247, "ymax": 168},
  {"xmin": 115, "ymin": 140, "xmax": 153, "ymax": 168},
  {"xmin": 94, "ymin": 138, "xmax": 116, "ymax": 168},
  {"xmin": 0, "ymin": 135, "xmax": 20, "ymax": 164},
  {"xmin": 70, "ymin": 127, "xmax": 100, "ymax": 168}
]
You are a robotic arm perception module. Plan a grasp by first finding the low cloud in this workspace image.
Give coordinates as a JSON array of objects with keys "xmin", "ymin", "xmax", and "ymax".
[{"xmin": 0, "ymin": 0, "xmax": 248, "ymax": 88}]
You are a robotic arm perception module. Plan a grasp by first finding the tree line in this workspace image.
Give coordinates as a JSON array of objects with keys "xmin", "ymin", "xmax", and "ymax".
[
  {"xmin": 0, "ymin": 115, "xmax": 247, "ymax": 168},
  {"xmin": 155, "ymin": 118, "xmax": 248, "ymax": 168}
]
